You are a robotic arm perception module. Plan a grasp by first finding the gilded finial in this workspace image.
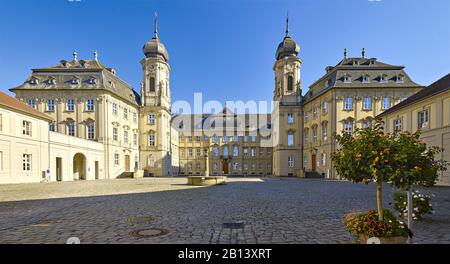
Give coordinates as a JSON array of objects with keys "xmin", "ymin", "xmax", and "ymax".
[
  {"xmin": 153, "ymin": 12, "xmax": 159, "ymax": 39},
  {"xmin": 285, "ymin": 12, "xmax": 290, "ymax": 37}
]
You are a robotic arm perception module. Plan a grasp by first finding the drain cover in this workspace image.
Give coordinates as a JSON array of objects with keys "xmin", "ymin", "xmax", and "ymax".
[
  {"xmin": 130, "ymin": 228, "xmax": 169, "ymax": 238},
  {"xmin": 223, "ymin": 222, "xmax": 245, "ymax": 229}
]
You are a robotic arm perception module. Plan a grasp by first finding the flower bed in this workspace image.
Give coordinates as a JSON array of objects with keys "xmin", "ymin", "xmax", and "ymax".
[{"xmin": 344, "ymin": 209, "xmax": 408, "ymax": 243}]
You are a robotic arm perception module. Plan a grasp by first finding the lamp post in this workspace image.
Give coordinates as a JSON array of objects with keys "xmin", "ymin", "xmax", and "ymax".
[{"xmin": 205, "ymin": 150, "xmax": 210, "ymax": 177}]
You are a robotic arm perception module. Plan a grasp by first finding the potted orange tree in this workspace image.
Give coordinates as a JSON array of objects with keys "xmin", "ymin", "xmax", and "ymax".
[{"xmin": 332, "ymin": 121, "xmax": 447, "ymax": 244}]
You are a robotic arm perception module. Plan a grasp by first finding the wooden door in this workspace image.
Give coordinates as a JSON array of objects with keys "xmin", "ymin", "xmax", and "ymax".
[
  {"xmin": 223, "ymin": 163, "xmax": 229, "ymax": 175},
  {"xmin": 312, "ymin": 154, "xmax": 317, "ymax": 172},
  {"xmin": 125, "ymin": 155, "xmax": 130, "ymax": 172}
]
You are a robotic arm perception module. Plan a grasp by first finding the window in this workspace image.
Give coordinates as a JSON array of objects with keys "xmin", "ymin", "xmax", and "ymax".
[
  {"xmin": 304, "ymin": 129, "xmax": 309, "ymax": 144},
  {"xmin": 344, "ymin": 120, "xmax": 353, "ymax": 135},
  {"xmin": 133, "ymin": 133, "xmax": 138, "ymax": 146},
  {"xmin": 149, "ymin": 132, "xmax": 156, "ymax": 146},
  {"xmin": 233, "ymin": 163, "xmax": 239, "ymax": 171},
  {"xmin": 196, "ymin": 163, "xmax": 201, "ymax": 170},
  {"xmin": 112, "ymin": 103, "xmax": 118, "ymax": 115},
  {"xmin": 233, "ymin": 135, "xmax": 239, "ymax": 142},
  {"xmin": 251, "ymin": 148, "xmax": 256, "ymax": 157},
  {"xmin": 223, "ymin": 147, "xmax": 229, "ymax": 156},
  {"xmin": 243, "ymin": 163, "xmax": 248, "ymax": 171},
  {"xmin": 223, "ymin": 136, "xmax": 228, "ymax": 142},
  {"xmin": 188, "ymin": 136, "xmax": 192, "ymax": 142},
  {"xmin": 288, "ymin": 157, "xmax": 295, "ymax": 168},
  {"xmin": 382, "ymin": 97, "xmax": 391, "ymax": 110},
  {"xmin": 321, "ymin": 153, "xmax": 327, "ymax": 166},
  {"xmin": 418, "ymin": 110, "xmax": 429, "ymax": 129},
  {"xmin": 196, "ymin": 136, "xmax": 201, "ymax": 142},
  {"xmin": 213, "ymin": 147, "xmax": 219, "ymax": 157},
  {"xmin": 22, "ymin": 154, "xmax": 32, "ymax": 171},
  {"xmin": 133, "ymin": 112, "xmax": 137, "ymax": 123},
  {"xmin": 196, "ymin": 148, "xmax": 201, "ymax": 157},
  {"xmin": 123, "ymin": 108, "xmax": 128, "ymax": 120},
  {"xmin": 86, "ymin": 99, "xmax": 94, "ymax": 111},
  {"xmin": 47, "ymin": 99, "xmax": 55, "ymax": 112},
  {"xmin": 213, "ymin": 135, "xmax": 219, "ymax": 142},
  {"xmin": 304, "ymin": 156, "xmax": 308, "ymax": 168},
  {"xmin": 114, "ymin": 154, "xmax": 120, "ymax": 166},
  {"xmin": 87, "ymin": 122, "xmax": 95, "ymax": 140},
  {"xmin": 397, "ymin": 75, "xmax": 405, "ymax": 83},
  {"xmin": 287, "ymin": 76, "xmax": 294, "ymax": 92},
  {"xmin": 312, "ymin": 126, "xmax": 318, "ymax": 143},
  {"xmin": 288, "ymin": 131, "xmax": 294, "ymax": 146},
  {"xmin": 313, "ymin": 107, "xmax": 318, "ymax": 119},
  {"xmin": 49, "ymin": 122, "xmax": 56, "ymax": 132},
  {"xmin": 363, "ymin": 96, "xmax": 372, "ymax": 110},
  {"xmin": 213, "ymin": 163, "xmax": 218, "ymax": 171},
  {"xmin": 233, "ymin": 146, "xmax": 239, "ymax": 157},
  {"xmin": 380, "ymin": 74, "xmax": 388, "ymax": 83},
  {"xmin": 243, "ymin": 148, "xmax": 249, "ymax": 157},
  {"xmin": 252, "ymin": 136, "xmax": 257, "ymax": 142},
  {"xmin": 113, "ymin": 127, "xmax": 118, "ymax": 141},
  {"xmin": 287, "ymin": 113, "xmax": 294, "ymax": 124},
  {"xmin": 322, "ymin": 102, "xmax": 328, "ymax": 114},
  {"xmin": 67, "ymin": 121, "xmax": 75, "ymax": 136},
  {"xmin": 363, "ymin": 119, "xmax": 372, "ymax": 129},
  {"xmin": 344, "ymin": 74, "xmax": 352, "ymax": 83},
  {"xmin": 148, "ymin": 114, "xmax": 155, "ymax": 124},
  {"xmin": 67, "ymin": 99, "xmax": 75, "ymax": 112},
  {"xmin": 344, "ymin": 97, "xmax": 353, "ymax": 110},
  {"xmin": 27, "ymin": 99, "xmax": 36, "ymax": 108},
  {"xmin": 304, "ymin": 112, "xmax": 309, "ymax": 123},
  {"xmin": 322, "ymin": 123, "xmax": 328, "ymax": 141},
  {"xmin": 22, "ymin": 121, "xmax": 32, "ymax": 136},
  {"xmin": 394, "ymin": 119, "xmax": 403, "ymax": 132},
  {"xmin": 149, "ymin": 77, "xmax": 156, "ymax": 92},
  {"xmin": 363, "ymin": 75, "xmax": 370, "ymax": 83},
  {"xmin": 124, "ymin": 130, "xmax": 129, "ymax": 144}
]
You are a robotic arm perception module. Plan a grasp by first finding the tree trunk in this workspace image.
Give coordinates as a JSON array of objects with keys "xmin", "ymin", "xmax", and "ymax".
[{"xmin": 376, "ymin": 178, "xmax": 383, "ymax": 221}]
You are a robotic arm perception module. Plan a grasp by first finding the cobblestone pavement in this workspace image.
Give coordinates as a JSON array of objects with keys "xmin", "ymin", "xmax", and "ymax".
[{"xmin": 0, "ymin": 177, "xmax": 448, "ymax": 244}]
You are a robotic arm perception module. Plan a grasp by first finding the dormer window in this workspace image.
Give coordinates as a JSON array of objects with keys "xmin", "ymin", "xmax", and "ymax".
[
  {"xmin": 343, "ymin": 74, "xmax": 352, "ymax": 83},
  {"xmin": 89, "ymin": 77, "xmax": 97, "ymax": 85},
  {"xmin": 380, "ymin": 74, "xmax": 388, "ymax": 83},
  {"xmin": 326, "ymin": 79, "xmax": 333, "ymax": 88},
  {"xmin": 362, "ymin": 75, "xmax": 370, "ymax": 83},
  {"xmin": 369, "ymin": 59, "xmax": 376, "ymax": 65},
  {"xmin": 48, "ymin": 77, "xmax": 56, "ymax": 85},
  {"xmin": 396, "ymin": 75, "xmax": 405, "ymax": 83},
  {"xmin": 353, "ymin": 60, "xmax": 359, "ymax": 66},
  {"xmin": 71, "ymin": 77, "xmax": 80, "ymax": 85},
  {"xmin": 29, "ymin": 78, "xmax": 39, "ymax": 85}
]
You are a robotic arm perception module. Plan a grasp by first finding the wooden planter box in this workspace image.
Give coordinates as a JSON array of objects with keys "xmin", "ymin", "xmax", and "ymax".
[{"xmin": 360, "ymin": 235, "xmax": 408, "ymax": 244}]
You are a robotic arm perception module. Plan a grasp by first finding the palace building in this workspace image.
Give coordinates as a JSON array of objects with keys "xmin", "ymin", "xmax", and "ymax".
[{"xmin": 2, "ymin": 15, "xmax": 444, "ymax": 185}]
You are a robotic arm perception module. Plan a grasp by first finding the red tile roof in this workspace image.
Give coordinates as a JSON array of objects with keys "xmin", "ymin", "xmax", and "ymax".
[{"xmin": 0, "ymin": 91, "xmax": 53, "ymax": 121}]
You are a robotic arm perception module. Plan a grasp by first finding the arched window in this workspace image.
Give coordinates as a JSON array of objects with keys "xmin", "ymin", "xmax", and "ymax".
[
  {"xmin": 287, "ymin": 131, "xmax": 294, "ymax": 146},
  {"xmin": 287, "ymin": 76, "xmax": 294, "ymax": 92},
  {"xmin": 233, "ymin": 146, "xmax": 239, "ymax": 157},
  {"xmin": 223, "ymin": 146, "xmax": 229, "ymax": 156},
  {"xmin": 213, "ymin": 147, "xmax": 219, "ymax": 157},
  {"xmin": 149, "ymin": 77, "xmax": 156, "ymax": 92}
]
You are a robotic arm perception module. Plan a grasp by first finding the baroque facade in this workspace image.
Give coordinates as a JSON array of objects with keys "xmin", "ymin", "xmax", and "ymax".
[{"xmin": 2, "ymin": 15, "xmax": 439, "ymax": 185}]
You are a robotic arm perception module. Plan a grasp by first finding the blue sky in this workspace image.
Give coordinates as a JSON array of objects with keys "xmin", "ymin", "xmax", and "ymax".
[{"xmin": 1, "ymin": 0, "xmax": 450, "ymax": 106}]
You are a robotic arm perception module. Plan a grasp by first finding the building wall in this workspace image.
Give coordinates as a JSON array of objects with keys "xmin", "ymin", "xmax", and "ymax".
[
  {"xmin": 303, "ymin": 87, "xmax": 422, "ymax": 179},
  {"xmin": 381, "ymin": 89, "xmax": 450, "ymax": 185},
  {"xmin": 0, "ymin": 106, "xmax": 50, "ymax": 184}
]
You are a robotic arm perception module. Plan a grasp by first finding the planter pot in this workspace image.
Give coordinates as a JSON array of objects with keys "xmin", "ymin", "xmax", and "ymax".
[{"xmin": 360, "ymin": 235, "xmax": 408, "ymax": 244}]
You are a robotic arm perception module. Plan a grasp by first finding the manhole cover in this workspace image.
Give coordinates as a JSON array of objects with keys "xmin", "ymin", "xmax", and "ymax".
[
  {"xmin": 130, "ymin": 228, "xmax": 169, "ymax": 238},
  {"xmin": 223, "ymin": 222, "xmax": 245, "ymax": 229}
]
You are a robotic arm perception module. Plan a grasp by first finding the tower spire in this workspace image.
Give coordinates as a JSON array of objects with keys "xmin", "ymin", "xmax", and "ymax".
[
  {"xmin": 362, "ymin": 48, "xmax": 366, "ymax": 58},
  {"xmin": 153, "ymin": 12, "xmax": 159, "ymax": 39},
  {"xmin": 344, "ymin": 48, "xmax": 348, "ymax": 59},
  {"xmin": 285, "ymin": 12, "xmax": 290, "ymax": 37}
]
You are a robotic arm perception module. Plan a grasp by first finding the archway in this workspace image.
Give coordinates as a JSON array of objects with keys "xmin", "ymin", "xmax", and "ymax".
[{"xmin": 73, "ymin": 153, "xmax": 87, "ymax": 180}]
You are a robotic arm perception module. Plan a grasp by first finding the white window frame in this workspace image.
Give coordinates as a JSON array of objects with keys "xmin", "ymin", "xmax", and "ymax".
[
  {"xmin": 87, "ymin": 122, "xmax": 95, "ymax": 140},
  {"xmin": 22, "ymin": 154, "xmax": 32, "ymax": 172},
  {"xmin": 288, "ymin": 156, "xmax": 295, "ymax": 168},
  {"xmin": 86, "ymin": 99, "xmax": 94, "ymax": 111},
  {"xmin": 67, "ymin": 99, "xmax": 75, "ymax": 112},
  {"xmin": 418, "ymin": 110, "xmax": 429, "ymax": 129},
  {"xmin": 47, "ymin": 99, "xmax": 55, "ymax": 112},
  {"xmin": 363, "ymin": 96, "xmax": 372, "ymax": 110},
  {"xmin": 22, "ymin": 121, "xmax": 32, "ymax": 136},
  {"xmin": 148, "ymin": 114, "xmax": 156, "ymax": 125},
  {"xmin": 287, "ymin": 113, "xmax": 294, "ymax": 124},
  {"xmin": 344, "ymin": 97, "xmax": 353, "ymax": 111}
]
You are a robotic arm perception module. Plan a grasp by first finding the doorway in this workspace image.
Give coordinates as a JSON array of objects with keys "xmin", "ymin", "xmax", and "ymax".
[
  {"xmin": 56, "ymin": 157, "xmax": 62, "ymax": 182},
  {"xmin": 73, "ymin": 153, "xmax": 87, "ymax": 180},
  {"xmin": 125, "ymin": 155, "xmax": 130, "ymax": 172},
  {"xmin": 95, "ymin": 161, "xmax": 99, "ymax": 180},
  {"xmin": 223, "ymin": 163, "xmax": 229, "ymax": 175},
  {"xmin": 312, "ymin": 154, "xmax": 317, "ymax": 172}
]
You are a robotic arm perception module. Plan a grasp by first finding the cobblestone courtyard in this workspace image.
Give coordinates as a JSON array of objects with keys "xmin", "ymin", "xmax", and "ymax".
[{"xmin": 0, "ymin": 177, "xmax": 449, "ymax": 244}]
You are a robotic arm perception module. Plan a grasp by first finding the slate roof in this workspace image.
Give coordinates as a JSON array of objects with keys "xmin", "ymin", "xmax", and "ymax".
[
  {"xmin": 378, "ymin": 73, "xmax": 450, "ymax": 117},
  {"xmin": 304, "ymin": 57, "xmax": 422, "ymax": 104},
  {"xmin": 10, "ymin": 59, "xmax": 140, "ymax": 106}
]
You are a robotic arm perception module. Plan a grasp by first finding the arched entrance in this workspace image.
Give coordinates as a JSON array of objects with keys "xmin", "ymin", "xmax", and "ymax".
[{"xmin": 73, "ymin": 153, "xmax": 87, "ymax": 180}]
